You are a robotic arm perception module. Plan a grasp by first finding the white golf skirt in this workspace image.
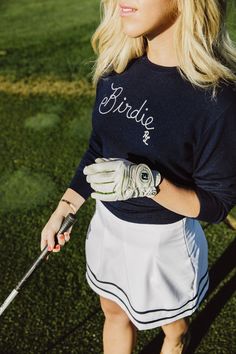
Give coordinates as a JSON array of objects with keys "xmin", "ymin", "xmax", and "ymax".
[{"xmin": 85, "ymin": 200, "xmax": 209, "ymax": 331}]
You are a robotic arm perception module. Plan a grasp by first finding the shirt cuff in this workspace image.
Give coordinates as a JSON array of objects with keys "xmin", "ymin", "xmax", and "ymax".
[
  {"xmin": 193, "ymin": 186, "xmax": 228, "ymax": 224},
  {"xmin": 68, "ymin": 170, "xmax": 93, "ymax": 201}
]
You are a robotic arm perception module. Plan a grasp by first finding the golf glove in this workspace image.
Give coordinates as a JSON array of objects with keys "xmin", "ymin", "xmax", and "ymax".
[{"xmin": 83, "ymin": 157, "xmax": 162, "ymax": 201}]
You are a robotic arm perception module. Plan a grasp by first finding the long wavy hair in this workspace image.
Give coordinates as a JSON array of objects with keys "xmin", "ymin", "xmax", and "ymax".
[{"xmin": 90, "ymin": 0, "xmax": 236, "ymax": 98}]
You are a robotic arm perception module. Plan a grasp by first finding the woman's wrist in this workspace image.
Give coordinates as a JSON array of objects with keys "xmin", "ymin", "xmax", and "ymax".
[
  {"xmin": 59, "ymin": 199, "xmax": 77, "ymax": 214},
  {"xmin": 55, "ymin": 188, "xmax": 86, "ymax": 216},
  {"xmin": 54, "ymin": 200, "xmax": 74, "ymax": 217}
]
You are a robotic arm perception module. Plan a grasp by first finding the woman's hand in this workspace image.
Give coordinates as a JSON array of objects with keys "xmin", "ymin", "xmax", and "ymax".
[
  {"xmin": 40, "ymin": 207, "xmax": 73, "ymax": 260},
  {"xmin": 83, "ymin": 157, "xmax": 162, "ymax": 201}
]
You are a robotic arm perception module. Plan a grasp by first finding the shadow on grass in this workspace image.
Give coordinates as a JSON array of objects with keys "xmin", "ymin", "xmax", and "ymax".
[
  {"xmin": 43, "ymin": 307, "xmax": 100, "ymax": 353},
  {"xmin": 138, "ymin": 237, "xmax": 236, "ymax": 354}
]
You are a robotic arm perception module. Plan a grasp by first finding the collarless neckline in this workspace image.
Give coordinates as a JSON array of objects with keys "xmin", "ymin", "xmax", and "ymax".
[{"xmin": 141, "ymin": 53, "xmax": 179, "ymax": 73}]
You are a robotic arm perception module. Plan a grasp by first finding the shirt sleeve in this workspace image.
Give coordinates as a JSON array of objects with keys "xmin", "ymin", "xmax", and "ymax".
[
  {"xmin": 68, "ymin": 80, "xmax": 103, "ymax": 200},
  {"xmin": 192, "ymin": 102, "xmax": 236, "ymax": 224}
]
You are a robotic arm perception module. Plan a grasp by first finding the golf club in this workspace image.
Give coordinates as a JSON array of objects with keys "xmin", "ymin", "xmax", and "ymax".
[{"xmin": 0, "ymin": 212, "xmax": 77, "ymax": 317}]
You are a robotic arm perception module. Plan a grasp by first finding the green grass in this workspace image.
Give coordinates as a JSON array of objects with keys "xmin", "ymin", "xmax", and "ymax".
[
  {"xmin": 0, "ymin": 0, "xmax": 100, "ymax": 81},
  {"xmin": 0, "ymin": 1, "xmax": 235, "ymax": 353}
]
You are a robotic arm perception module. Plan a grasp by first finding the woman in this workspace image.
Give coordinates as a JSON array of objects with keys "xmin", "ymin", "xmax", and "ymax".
[{"xmin": 41, "ymin": 1, "xmax": 236, "ymax": 353}]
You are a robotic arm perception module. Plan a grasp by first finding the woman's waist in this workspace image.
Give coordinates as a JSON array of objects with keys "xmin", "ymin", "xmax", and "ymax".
[{"xmin": 99, "ymin": 199, "xmax": 185, "ymax": 225}]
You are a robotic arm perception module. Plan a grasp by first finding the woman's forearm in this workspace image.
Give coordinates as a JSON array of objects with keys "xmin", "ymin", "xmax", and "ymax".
[
  {"xmin": 150, "ymin": 177, "xmax": 201, "ymax": 218},
  {"xmin": 55, "ymin": 188, "xmax": 86, "ymax": 215}
]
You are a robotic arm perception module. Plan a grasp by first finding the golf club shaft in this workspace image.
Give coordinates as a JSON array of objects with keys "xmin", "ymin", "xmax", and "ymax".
[
  {"xmin": 0, "ymin": 212, "xmax": 77, "ymax": 316},
  {"xmin": 0, "ymin": 290, "xmax": 19, "ymax": 316}
]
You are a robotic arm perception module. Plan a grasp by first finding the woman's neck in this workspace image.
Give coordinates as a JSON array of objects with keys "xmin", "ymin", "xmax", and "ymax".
[{"xmin": 145, "ymin": 14, "xmax": 180, "ymax": 67}]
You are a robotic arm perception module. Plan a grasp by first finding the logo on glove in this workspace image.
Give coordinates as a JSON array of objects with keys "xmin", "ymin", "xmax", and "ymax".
[
  {"xmin": 141, "ymin": 171, "xmax": 149, "ymax": 181},
  {"xmin": 139, "ymin": 168, "xmax": 152, "ymax": 185}
]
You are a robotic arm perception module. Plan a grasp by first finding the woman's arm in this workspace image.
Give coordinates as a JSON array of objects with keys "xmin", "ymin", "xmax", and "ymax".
[
  {"xmin": 84, "ymin": 158, "xmax": 201, "ymax": 218},
  {"xmin": 149, "ymin": 178, "xmax": 200, "ymax": 218},
  {"xmin": 151, "ymin": 102, "xmax": 236, "ymax": 222}
]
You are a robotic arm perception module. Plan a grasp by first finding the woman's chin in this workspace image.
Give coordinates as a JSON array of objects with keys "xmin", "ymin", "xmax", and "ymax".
[{"xmin": 121, "ymin": 26, "xmax": 144, "ymax": 38}]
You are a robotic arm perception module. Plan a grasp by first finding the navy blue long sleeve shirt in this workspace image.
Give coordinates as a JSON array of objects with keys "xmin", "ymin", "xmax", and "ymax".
[{"xmin": 69, "ymin": 54, "xmax": 236, "ymax": 224}]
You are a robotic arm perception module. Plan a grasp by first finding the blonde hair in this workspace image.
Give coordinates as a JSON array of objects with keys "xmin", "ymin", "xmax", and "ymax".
[{"xmin": 90, "ymin": 0, "xmax": 236, "ymax": 98}]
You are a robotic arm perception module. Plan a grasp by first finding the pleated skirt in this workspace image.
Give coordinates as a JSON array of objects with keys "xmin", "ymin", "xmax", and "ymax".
[{"xmin": 85, "ymin": 200, "xmax": 209, "ymax": 331}]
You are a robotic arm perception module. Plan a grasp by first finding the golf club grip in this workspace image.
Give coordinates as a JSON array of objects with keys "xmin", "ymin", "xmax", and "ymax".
[{"xmin": 15, "ymin": 213, "xmax": 77, "ymax": 291}]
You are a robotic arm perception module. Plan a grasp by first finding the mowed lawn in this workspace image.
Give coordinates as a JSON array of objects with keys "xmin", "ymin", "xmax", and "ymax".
[{"xmin": 0, "ymin": 1, "xmax": 235, "ymax": 353}]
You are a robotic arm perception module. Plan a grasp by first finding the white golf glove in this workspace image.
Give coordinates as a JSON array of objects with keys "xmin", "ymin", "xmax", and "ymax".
[{"xmin": 83, "ymin": 158, "xmax": 162, "ymax": 201}]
